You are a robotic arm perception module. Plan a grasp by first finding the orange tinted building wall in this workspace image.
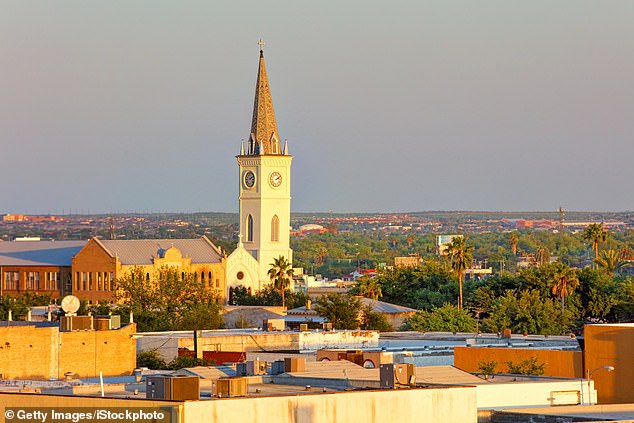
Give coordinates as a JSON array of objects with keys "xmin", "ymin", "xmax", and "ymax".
[
  {"xmin": 584, "ymin": 324, "xmax": 634, "ymax": 404},
  {"xmin": 0, "ymin": 324, "xmax": 136, "ymax": 379},
  {"xmin": 454, "ymin": 346, "xmax": 583, "ymax": 378}
]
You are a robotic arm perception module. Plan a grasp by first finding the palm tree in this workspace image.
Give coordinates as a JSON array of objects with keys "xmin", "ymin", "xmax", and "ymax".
[
  {"xmin": 594, "ymin": 249, "xmax": 630, "ymax": 276},
  {"xmin": 356, "ymin": 276, "xmax": 382, "ymax": 301},
  {"xmin": 446, "ymin": 236, "xmax": 473, "ymax": 311},
  {"xmin": 268, "ymin": 256, "xmax": 294, "ymax": 308},
  {"xmin": 509, "ymin": 232, "xmax": 519, "ymax": 256},
  {"xmin": 582, "ymin": 223, "xmax": 605, "ymax": 264},
  {"xmin": 535, "ymin": 246, "xmax": 551, "ymax": 267},
  {"xmin": 551, "ymin": 262, "xmax": 579, "ymax": 312}
]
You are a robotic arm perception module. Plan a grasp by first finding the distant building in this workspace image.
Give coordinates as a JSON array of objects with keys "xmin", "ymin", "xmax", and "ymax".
[
  {"xmin": 394, "ymin": 254, "xmax": 423, "ymax": 268},
  {"xmin": 436, "ymin": 234, "xmax": 462, "ymax": 255},
  {"xmin": 3, "ymin": 214, "xmax": 63, "ymax": 222}
]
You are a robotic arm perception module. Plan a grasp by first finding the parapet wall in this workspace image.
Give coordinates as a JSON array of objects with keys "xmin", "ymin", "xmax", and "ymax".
[
  {"xmin": 0, "ymin": 324, "xmax": 136, "ymax": 380},
  {"xmin": 453, "ymin": 346, "xmax": 583, "ymax": 377}
]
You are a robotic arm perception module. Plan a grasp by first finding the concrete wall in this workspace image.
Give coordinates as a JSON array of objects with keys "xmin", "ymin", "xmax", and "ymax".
[
  {"xmin": 138, "ymin": 330, "xmax": 380, "ymax": 361},
  {"xmin": 584, "ymin": 323, "xmax": 634, "ymax": 404},
  {"xmin": 453, "ymin": 347, "xmax": 583, "ymax": 378},
  {"xmin": 0, "ymin": 324, "xmax": 136, "ymax": 379},
  {"xmin": 0, "ymin": 387, "xmax": 476, "ymax": 423},
  {"xmin": 0, "ymin": 392, "xmax": 180, "ymax": 422},
  {"xmin": 183, "ymin": 387, "xmax": 477, "ymax": 423},
  {"xmin": 475, "ymin": 380, "xmax": 595, "ymax": 409},
  {"xmin": 298, "ymin": 330, "xmax": 379, "ymax": 351}
]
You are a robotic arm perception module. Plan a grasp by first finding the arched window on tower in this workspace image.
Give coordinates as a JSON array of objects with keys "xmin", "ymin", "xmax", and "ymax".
[
  {"xmin": 247, "ymin": 214, "xmax": 254, "ymax": 242},
  {"xmin": 271, "ymin": 215, "xmax": 279, "ymax": 242}
]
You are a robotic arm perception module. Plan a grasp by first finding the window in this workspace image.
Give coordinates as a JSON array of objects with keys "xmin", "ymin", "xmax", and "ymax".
[
  {"xmin": 76, "ymin": 272, "xmax": 80, "ymax": 291},
  {"xmin": 237, "ymin": 271, "xmax": 244, "ymax": 280},
  {"xmin": 271, "ymin": 215, "xmax": 280, "ymax": 242},
  {"xmin": 82, "ymin": 272, "xmax": 87, "ymax": 291},
  {"xmin": 201, "ymin": 271, "xmax": 205, "ymax": 283},
  {"xmin": 97, "ymin": 272, "xmax": 102, "ymax": 291},
  {"xmin": 109, "ymin": 272, "xmax": 114, "ymax": 291},
  {"xmin": 247, "ymin": 215, "xmax": 254, "ymax": 242},
  {"xmin": 26, "ymin": 272, "xmax": 39, "ymax": 290},
  {"xmin": 88, "ymin": 272, "xmax": 93, "ymax": 290},
  {"xmin": 46, "ymin": 272, "xmax": 59, "ymax": 290},
  {"xmin": 4, "ymin": 272, "xmax": 19, "ymax": 291}
]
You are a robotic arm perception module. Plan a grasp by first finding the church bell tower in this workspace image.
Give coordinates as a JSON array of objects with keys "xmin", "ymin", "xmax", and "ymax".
[{"xmin": 237, "ymin": 41, "xmax": 293, "ymax": 283}]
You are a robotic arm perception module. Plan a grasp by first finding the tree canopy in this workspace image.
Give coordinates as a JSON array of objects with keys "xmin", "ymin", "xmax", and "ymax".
[{"xmin": 115, "ymin": 266, "xmax": 223, "ymax": 332}]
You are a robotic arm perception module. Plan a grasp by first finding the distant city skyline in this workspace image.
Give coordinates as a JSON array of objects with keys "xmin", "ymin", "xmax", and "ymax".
[{"xmin": 1, "ymin": 1, "xmax": 633, "ymax": 214}]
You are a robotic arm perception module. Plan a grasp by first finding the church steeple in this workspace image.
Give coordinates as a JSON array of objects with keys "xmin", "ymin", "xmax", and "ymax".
[{"xmin": 248, "ymin": 40, "xmax": 282, "ymax": 155}]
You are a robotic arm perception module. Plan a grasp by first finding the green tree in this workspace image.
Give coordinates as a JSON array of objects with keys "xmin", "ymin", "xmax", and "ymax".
[
  {"xmin": 505, "ymin": 357, "xmax": 545, "ymax": 376},
  {"xmin": 446, "ymin": 236, "xmax": 473, "ymax": 310},
  {"xmin": 550, "ymin": 262, "xmax": 579, "ymax": 312},
  {"xmin": 360, "ymin": 305, "xmax": 392, "ymax": 331},
  {"xmin": 509, "ymin": 232, "xmax": 519, "ymax": 256},
  {"xmin": 268, "ymin": 256, "xmax": 294, "ymax": 308},
  {"xmin": 535, "ymin": 246, "xmax": 550, "ymax": 267},
  {"xmin": 115, "ymin": 266, "xmax": 222, "ymax": 332},
  {"xmin": 402, "ymin": 304, "xmax": 477, "ymax": 332},
  {"xmin": 314, "ymin": 294, "xmax": 362, "ymax": 330},
  {"xmin": 594, "ymin": 249, "xmax": 630, "ymax": 276},
  {"xmin": 478, "ymin": 360, "xmax": 498, "ymax": 379},
  {"xmin": 583, "ymin": 223, "xmax": 605, "ymax": 263},
  {"xmin": 137, "ymin": 350, "xmax": 167, "ymax": 370},
  {"xmin": 354, "ymin": 276, "xmax": 383, "ymax": 301},
  {"xmin": 483, "ymin": 289, "xmax": 573, "ymax": 335}
]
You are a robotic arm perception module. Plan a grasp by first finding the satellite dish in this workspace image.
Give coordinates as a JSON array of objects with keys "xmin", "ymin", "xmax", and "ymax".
[{"xmin": 61, "ymin": 295, "xmax": 80, "ymax": 316}]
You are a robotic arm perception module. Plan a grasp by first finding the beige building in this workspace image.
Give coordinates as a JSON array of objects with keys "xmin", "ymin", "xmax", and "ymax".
[{"xmin": 71, "ymin": 237, "xmax": 225, "ymax": 303}]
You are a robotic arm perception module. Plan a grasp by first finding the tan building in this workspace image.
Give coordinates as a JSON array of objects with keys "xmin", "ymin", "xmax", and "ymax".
[
  {"xmin": 394, "ymin": 254, "xmax": 423, "ymax": 268},
  {"xmin": 71, "ymin": 237, "xmax": 226, "ymax": 303}
]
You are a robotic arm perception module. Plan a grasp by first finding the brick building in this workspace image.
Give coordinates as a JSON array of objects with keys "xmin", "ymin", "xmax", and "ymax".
[
  {"xmin": 71, "ymin": 236, "xmax": 226, "ymax": 303},
  {"xmin": 0, "ymin": 240, "xmax": 85, "ymax": 299}
]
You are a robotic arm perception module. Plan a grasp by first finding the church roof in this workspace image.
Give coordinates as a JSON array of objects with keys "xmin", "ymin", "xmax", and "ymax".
[
  {"xmin": 96, "ymin": 236, "xmax": 222, "ymax": 265},
  {"xmin": 248, "ymin": 45, "xmax": 281, "ymax": 155},
  {"xmin": 0, "ymin": 240, "xmax": 86, "ymax": 266}
]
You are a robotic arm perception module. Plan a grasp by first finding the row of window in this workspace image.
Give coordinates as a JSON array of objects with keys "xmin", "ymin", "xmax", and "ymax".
[
  {"xmin": 246, "ymin": 214, "xmax": 280, "ymax": 242},
  {"xmin": 75, "ymin": 272, "xmax": 115, "ymax": 292},
  {"xmin": 3, "ymin": 271, "xmax": 61, "ymax": 291}
]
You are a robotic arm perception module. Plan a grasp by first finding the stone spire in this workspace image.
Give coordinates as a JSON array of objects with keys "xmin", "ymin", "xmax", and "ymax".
[{"xmin": 248, "ymin": 40, "xmax": 282, "ymax": 155}]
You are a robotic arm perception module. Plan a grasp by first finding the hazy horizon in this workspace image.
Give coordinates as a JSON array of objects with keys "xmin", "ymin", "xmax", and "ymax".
[{"xmin": 2, "ymin": 1, "xmax": 633, "ymax": 214}]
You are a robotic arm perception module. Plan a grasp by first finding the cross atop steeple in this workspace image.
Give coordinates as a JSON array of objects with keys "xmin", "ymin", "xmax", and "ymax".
[{"xmin": 246, "ymin": 42, "xmax": 282, "ymax": 155}]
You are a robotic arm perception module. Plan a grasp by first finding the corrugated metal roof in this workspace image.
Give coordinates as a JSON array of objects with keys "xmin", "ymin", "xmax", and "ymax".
[
  {"xmin": 99, "ymin": 237, "xmax": 222, "ymax": 265},
  {"xmin": 286, "ymin": 298, "xmax": 417, "ymax": 316},
  {"xmin": 0, "ymin": 240, "xmax": 86, "ymax": 266},
  {"xmin": 358, "ymin": 297, "xmax": 417, "ymax": 314}
]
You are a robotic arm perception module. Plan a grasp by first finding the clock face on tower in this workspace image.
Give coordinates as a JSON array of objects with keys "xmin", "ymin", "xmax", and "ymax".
[
  {"xmin": 269, "ymin": 171, "xmax": 282, "ymax": 187},
  {"xmin": 244, "ymin": 170, "xmax": 256, "ymax": 189}
]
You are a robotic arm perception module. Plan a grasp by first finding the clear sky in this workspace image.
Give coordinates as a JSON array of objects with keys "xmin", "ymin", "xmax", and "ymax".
[{"xmin": 1, "ymin": 1, "xmax": 632, "ymax": 214}]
